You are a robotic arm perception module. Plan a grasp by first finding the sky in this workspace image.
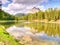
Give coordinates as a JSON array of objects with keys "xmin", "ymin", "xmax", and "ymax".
[{"xmin": 1, "ymin": 0, "xmax": 60, "ymax": 14}]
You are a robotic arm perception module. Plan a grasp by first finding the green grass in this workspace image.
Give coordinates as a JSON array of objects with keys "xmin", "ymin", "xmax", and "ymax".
[{"xmin": 0, "ymin": 25, "xmax": 20, "ymax": 45}]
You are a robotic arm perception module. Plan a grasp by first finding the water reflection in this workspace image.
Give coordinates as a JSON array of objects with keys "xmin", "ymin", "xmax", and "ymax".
[
  {"xmin": 6, "ymin": 26, "xmax": 59, "ymax": 45},
  {"xmin": 0, "ymin": 21, "xmax": 25, "ymax": 28},
  {"xmin": 0, "ymin": 21, "xmax": 60, "ymax": 45},
  {"xmin": 26, "ymin": 22, "xmax": 60, "ymax": 37},
  {"xmin": 0, "ymin": 22, "xmax": 16, "ymax": 28}
]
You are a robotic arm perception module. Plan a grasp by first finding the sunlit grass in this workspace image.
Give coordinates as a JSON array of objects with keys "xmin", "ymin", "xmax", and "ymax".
[{"xmin": 0, "ymin": 25, "xmax": 20, "ymax": 45}]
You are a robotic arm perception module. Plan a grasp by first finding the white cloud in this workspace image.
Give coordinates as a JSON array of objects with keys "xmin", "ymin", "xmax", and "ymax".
[
  {"xmin": 2, "ymin": 7, "xmax": 12, "ymax": 14},
  {"xmin": 8, "ymin": 3, "xmax": 26, "ymax": 11},
  {"xmin": 2, "ymin": 3, "xmax": 26, "ymax": 14},
  {"xmin": 1, "ymin": 0, "xmax": 10, "ymax": 4},
  {"xmin": 37, "ymin": 5, "xmax": 45, "ymax": 11},
  {"xmin": 2, "ymin": 0, "xmax": 48, "ymax": 14},
  {"xmin": 12, "ymin": 0, "xmax": 48, "ymax": 5},
  {"xmin": 2, "ymin": 6, "xmax": 18, "ymax": 14},
  {"xmin": 2, "ymin": 3, "xmax": 36, "ymax": 14}
]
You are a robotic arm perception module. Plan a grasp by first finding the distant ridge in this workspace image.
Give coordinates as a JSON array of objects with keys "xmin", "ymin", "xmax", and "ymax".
[{"xmin": 15, "ymin": 13, "xmax": 25, "ymax": 17}]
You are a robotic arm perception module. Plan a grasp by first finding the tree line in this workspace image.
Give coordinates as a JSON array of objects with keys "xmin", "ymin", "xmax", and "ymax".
[
  {"xmin": 19, "ymin": 8, "xmax": 60, "ymax": 21},
  {"xmin": 0, "ymin": 8, "xmax": 60, "ymax": 21}
]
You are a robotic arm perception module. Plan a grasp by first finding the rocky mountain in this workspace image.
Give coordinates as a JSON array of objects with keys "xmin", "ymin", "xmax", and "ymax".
[{"xmin": 25, "ymin": 7, "xmax": 40, "ymax": 14}]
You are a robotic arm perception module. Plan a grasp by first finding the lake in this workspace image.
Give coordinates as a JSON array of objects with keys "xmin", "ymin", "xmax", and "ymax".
[{"xmin": 0, "ymin": 21, "xmax": 60, "ymax": 45}]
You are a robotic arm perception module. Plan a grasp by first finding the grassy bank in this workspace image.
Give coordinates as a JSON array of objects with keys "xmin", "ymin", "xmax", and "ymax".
[{"xmin": 0, "ymin": 25, "xmax": 21, "ymax": 45}]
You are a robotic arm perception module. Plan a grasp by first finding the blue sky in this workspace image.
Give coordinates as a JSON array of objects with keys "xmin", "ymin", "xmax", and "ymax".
[
  {"xmin": 42, "ymin": 0, "xmax": 60, "ymax": 9},
  {"xmin": 2, "ymin": 0, "xmax": 60, "ymax": 14}
]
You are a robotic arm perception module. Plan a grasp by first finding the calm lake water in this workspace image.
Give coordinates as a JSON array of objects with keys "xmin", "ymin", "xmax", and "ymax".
[{"xmin": 0, "ymin": 21, "xmax": 60, "ymax": 45}]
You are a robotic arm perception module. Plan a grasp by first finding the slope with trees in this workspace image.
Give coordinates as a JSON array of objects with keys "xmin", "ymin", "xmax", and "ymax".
[
  {"xmin": 0, "ymin": 9, "xmax": 15, "ymax": 20},
  {"xmin": 20, "ymin": 8, "xmax": 60, "ymax": 21}
]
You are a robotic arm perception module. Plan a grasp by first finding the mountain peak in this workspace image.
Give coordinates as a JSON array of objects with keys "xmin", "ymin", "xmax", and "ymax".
[
  {"xmin": 25, "ymin": 7, "xmax": 40, "ymax": 14},
  {"xmin": 32, "ymin": 7, "xmax": 40, "ymax": 10}
]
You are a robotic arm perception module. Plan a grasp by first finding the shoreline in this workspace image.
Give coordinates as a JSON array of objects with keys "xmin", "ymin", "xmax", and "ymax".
[{"xmin": 0, "ymin": 20, "xmax": 60, "ymax": 24}]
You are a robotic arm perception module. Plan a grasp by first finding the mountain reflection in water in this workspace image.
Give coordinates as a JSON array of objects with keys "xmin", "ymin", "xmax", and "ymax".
[
  {"xmin": 0, "ymin": 21, "xmax": 60, "ymax": 45},
  {"xmin": 6, "ymin": 26, "xmax": 60, "ymax": 45}
]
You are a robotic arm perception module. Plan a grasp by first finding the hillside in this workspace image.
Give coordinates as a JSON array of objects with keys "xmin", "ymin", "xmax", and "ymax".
[{"xmin": 0, "ymin": 9, "xmax": 15, "ymax": 20}]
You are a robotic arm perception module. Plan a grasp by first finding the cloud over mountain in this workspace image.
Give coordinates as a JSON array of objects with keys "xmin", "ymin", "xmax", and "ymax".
[{"xmin": 2, "ymin": 0, "xmax": 48, "ymax": 14}]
